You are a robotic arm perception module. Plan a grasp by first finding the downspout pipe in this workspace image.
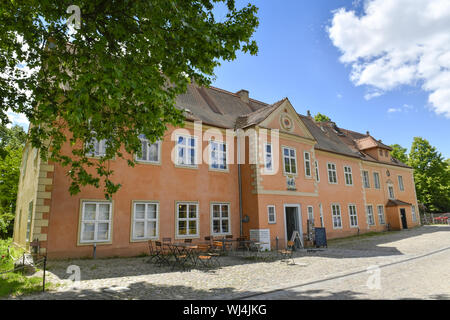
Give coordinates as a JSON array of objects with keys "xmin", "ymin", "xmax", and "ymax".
[{"xmin": 237, "ymin": 129, "xmax": 243, "ymax": 237}]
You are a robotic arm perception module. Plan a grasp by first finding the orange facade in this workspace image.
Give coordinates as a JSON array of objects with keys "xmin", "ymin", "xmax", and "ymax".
[{"xmin": 12, "ymin": 89, "xmax": 420, "ymax": 258}]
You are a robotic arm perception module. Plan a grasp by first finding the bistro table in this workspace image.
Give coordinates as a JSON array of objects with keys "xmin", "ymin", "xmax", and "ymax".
[{"xmin": 164, "ymin": 242, "xmax": 199, "ymax": 269}]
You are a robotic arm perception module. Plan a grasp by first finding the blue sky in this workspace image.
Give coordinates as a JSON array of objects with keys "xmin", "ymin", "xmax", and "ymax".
[{"xmin": 211, "ymin": 0, "xmax": 450, "ymax": 159}]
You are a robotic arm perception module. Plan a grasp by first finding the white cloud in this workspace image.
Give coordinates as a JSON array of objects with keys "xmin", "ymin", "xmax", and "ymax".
[
  {"xmin": 328, "ymin": 0, "xmax": 450, "ymax": 118},
  {"xmin": 7, "ymin": 109, "xmax": 29, "ymax": 131},
  {"xmin": 387, "ymin": 108, "xmax": 401, "ymax": 113}
]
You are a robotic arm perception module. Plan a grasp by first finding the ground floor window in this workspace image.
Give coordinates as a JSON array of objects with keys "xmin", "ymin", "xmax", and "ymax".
[
  {"xmin": 331, "ymin": 204, "xmax": 342, "ymax": 229},
  {"xmin": 176, "ymin": 202, "xmax": 198, "ymax": 237},
  {"xmin": 267, "ymin": 205, "xmax": 276, "ymax": 224},
  {"xmin": 366, "ymin": 205, "xmax": 375, "ymax": 226},
  {"xmin": 80, "ymin": 201, "xmax": 112, "ymax": 243},
  {"xmin": 377, "ymin": 205, "xmax": 386, "ymax": 225},
  {"xmin": 307, "ymin": 206, "xmax": 314, "ymax": 223},
  {"xmin": 132, "ymin": 202, "xmax": 158, "ymax": 240},
  {"xmin": 411, "ymin": 205, "xmax": 417, "ymax": 222},
  {"xmin": 348, "ymin": 204, "xmax": 358, "ymax": 227},
  {"xmin": 211, "ymin": 203, "xmax": 230, "ymax": 235}
]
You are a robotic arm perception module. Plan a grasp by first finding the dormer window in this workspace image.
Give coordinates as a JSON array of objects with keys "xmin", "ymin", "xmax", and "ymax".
[
  {"xmin": 379, "ymin": 149, "xmax": 383, "ymax": 156},
  {"xmin": 384, "ymin": 150, "xmax": 389, "ymax": 157}
]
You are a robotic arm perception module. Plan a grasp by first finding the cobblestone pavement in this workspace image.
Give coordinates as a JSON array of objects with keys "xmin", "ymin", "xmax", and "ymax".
[{"xmin": 7, "ymin": 225, "xmax": 450, "ymax": 300}]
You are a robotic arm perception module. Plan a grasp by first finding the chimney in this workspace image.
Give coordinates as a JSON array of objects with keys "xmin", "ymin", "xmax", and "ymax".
[
  {"xmin": 307, "ymin": 110, "xmax": 312, "ymax": 118},
  {"xmin": 236, "ymin": 89, "xmax": 249, "ymax": 103},
  {"xmin": 366, "ymin": 131, "xmax": 370, "ymax": 136}
]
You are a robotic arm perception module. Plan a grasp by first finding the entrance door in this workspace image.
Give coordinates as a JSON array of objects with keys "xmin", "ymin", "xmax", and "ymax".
[
  {"xmin": 284, "ymin": 205, "xmax": 302, "ymax": 248},
  {"xmin": 400, "ymin": 208, "xmax": 408, "ymax": 229}
]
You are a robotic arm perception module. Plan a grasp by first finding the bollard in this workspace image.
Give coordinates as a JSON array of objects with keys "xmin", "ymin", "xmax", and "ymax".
[
  {"xmin": 93, "ymin": 243, "xmax": 96, "ymax": 259},
  {"xmin": 275, "ymin": 236, "xmax": 279, "ymax": 251}
]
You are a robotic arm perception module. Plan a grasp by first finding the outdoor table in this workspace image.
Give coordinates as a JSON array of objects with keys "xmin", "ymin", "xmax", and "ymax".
[{"xmin": 170, "ymin": 242, "xmax": 199, "ymax": 266}]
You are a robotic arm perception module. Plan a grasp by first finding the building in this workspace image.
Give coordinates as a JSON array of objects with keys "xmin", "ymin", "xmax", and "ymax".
[{"xmin": 12, "ymin": 85, "xmax": 420, "ymax": 258}]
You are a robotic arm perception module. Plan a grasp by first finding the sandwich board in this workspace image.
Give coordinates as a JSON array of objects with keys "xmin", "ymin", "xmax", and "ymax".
[{"xmin": 290, "ymin": 230, "xmax": 303, "ymax": 249}]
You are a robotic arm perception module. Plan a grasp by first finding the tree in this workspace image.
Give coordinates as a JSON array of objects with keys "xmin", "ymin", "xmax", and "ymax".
[
  {"xmin": 0, "ymin": 1, "xmax": 259, "ymax": 198},
  {"xmin": 0, "ymin": 126, "xmax": 26, "ymax": 238},
  {"xmin": 390, "ymin": 144, "xmax": 408, "ymax": 164},
  {"xmin": 314, "ymin": 113, "xmax": 331, "ymax": 122},
  {"xmin": 409, "ymin": 137, "xmax": 450, "ymax": 213}
]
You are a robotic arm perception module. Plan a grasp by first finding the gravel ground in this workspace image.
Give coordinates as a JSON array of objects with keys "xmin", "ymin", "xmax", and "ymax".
[{"xmin": 7, "ymin": 225, "xmax": 450, "ymax": 300}]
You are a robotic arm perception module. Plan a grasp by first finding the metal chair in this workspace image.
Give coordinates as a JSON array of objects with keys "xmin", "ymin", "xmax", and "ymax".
[
  {"xmin": 184, "ymin": 238, "xmax": 192, "ymax": 243},
  {"xmin": 154, "ymin": 241, "xmax": 171, "ymax": 267},
  {"xmin": 278, "ymin": 240, "xmax": 295, "ymax": 264},
  {"xmin": 195, "ymin": 244, "xmax": 220, "ymax": 269}
]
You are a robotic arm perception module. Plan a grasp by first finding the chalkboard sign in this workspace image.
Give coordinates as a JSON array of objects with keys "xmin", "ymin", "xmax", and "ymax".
[{"xmin": 314, "ymin": 227, "xmax": 327, "ymax": 248}]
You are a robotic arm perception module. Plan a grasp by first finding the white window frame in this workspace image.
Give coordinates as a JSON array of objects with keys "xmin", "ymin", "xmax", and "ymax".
[
  {"xmin": 398, "ymin": 175, "xmax": 405, "ymax": 191},
  {"xmin": 282, "ymin": 146, "xmax": 297, "ymax": 175},
  {"xmin": 80, "ymin": 201, "xmax": 112, "ymax": 244},
  {"xmin": 363, "ymin": 170, "xmax": 370, "ymax": 188},
  {"xmin": 377, "ymin": 205, "xmax": 386, "ymax": 225},
  {"xmin": 176, "ymin": 135, "xmax": 198, "ymax": 167},
  {"xmin": 267, "ymin": 205, "xmax": 276, "ymax": 224},
  {"xmin": 344, "ymin": 166, "xmax": 353, "ymax": 186},
  {"xmin": 315, "ymin": 160, "xmax": 320, "ymax": 182},
  {"xmin": 176, "ymin": 202, "xmax": 199, "ymax": 238},
  {"xmin": 388, "ymin": 184, "xmax": 395, "ymax": 199},
  {"xmin": 86, "ymin": 138, "xmax": 107, "ymax": 157},
  {"xmin": 373, "ymin": 172, "xmax": 381, "ymax": 189},
  {"xmin": 211, "ymin": 203, "xmax": 231, "ymax": 235},
  {"xmin": 331, "ymin": 204, "xmax": 342, "ymax": 229},
  {"xmin": 319, "ymin": 203, "xmax": 324, "ymax": 227},
  {"xmin": 136, "ymin": 135, "xmax": 161, "ymax": 164},
  {"xmin": 264, "ymin": 143, "xmax": 273, "ymax": 173},
  {"xmin": 304, "ymin": 152, "xmax": 312, "ymax": 178},
  {"xmin": 131, "ymin": 201, "xmax": 159, "ymax": 241},
  {"xmin": 327, "ymin": 162, "xmax": 338, "ymax": 184},
  {"xmin": 411, "ymin": 205, "xmax": 417, "ymax": 222},
  {"xmin": 366, "ymin": 205, "xmax": 375, "ymax": 226},
  {"xmin": 307, "ymin": 205, "xmax": 314, "ymax": 223},
  {"xmin": 209, "ymin": 140, "xmax": 227, "ymax": 171},
  {"xmin": 348, "ymin": 204, "xmax": 358, "ymax": 228}
]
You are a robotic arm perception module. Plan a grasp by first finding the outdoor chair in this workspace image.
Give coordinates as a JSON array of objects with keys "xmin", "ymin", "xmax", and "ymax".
[
  {"xmin": 278, "ymin": 241, "xmax": 295, "ymax": 264},
  {"xmin": 224, "ymin": 235, "xmax": 234, "ymax": 251},
  {"xmin": 166, "ymin": 243, "xmax": 189, "ymax": 271},
  {"xmin": 195, "ymin": 244, "xmax": 220, "ymax": 269},
  {"xmin": 154, "ymin": 241, "xmax": 172, "ymax": 267},
  {"xmin": 184, "ymin": 239, "xmax": 192, "ymax": 243},
  {"xmin": 147, "ymin": 240, "xmax": 159, "ymax": 264},
  {"xmin": 162, "ymin": 237, "xmax": 172, "ymax": 243},
  {"xmin": 211, "ymin": 240, "xmax": 225, "ymax": 255},
  {"xmin": 204, "ymin": 236, "xmax": 212, "ymax": 245}
]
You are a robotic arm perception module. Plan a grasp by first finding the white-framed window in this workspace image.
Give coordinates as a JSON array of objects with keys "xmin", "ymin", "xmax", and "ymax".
[
  {"xmin": 315, "ymin": 160, "xmax": 320, "ymax": 182},
  {"xmin": 363, "ymin": 170, "xmax": 370, "ymax": 188},
  {"xmin": 282, "ymin": 147, "xmax": 297, "ymax": 175},
  {"xmin": 412, "ymin": 205, "xmax": 417, "ymax": 222},
  {"xmin": 348, "ymin": 204, "xmax": 358, "ymax": 228},
  {"xmin": 136, "ymin": 135, "xmax": 160, "ymax": 163},
  {"xmin": 388, "ymin": 185, "xmax": 395, "ymax": 199},
  {"xmin": 327, "ymin": 163, "xmax": 337, "ymax": 184},
  {"xmin": 398, "ymin": 175, "xmax": 405, "ymax": 191},
  {"xmin": 366, "ymin": 205, "xmax": 375, "ymax": 226},
  {"xmin": 331, "ymin": 204, "xmax": 342, "ymax": 229},
  {"xmin": 267, "ymin": 205, "xmax": 276, "ymax": 224},
  {"xmin": 80, "ymin": 201, "xmax": 112, "ymax": 243},
  {"xmin": 264, "ymin": 143, "xmax": 273, "ymax": 172},
  {"xmin": 211, "ymin": 203, "xmax": 230, "ymax": 235},
  {"xmin": 344, "ymin": 166, "xmax": 353, "ymax": 186},
  {"xmin": 304, "ymin": 152, "xmax": 312, "ymax": 177},
  {"xmin": 377, "ymin": 205, "xmax": 385, "ymax": 225},
  {"xmin": 176, "ymin": 135, "xmax": 197, "ymax": 167},
  {"xmin": 307, "ymin": 206, "xmax": 314, "ymax": 223},
  {"xmin": 373, "ymin": 172, "xmax": 381, "ymax": 189},
  {"xmin": 132, "ymin": 202, "xmax": 159, "ymax": 240},
  {"xmin": 210, "ymin": 140, "xmax": 227, "ymax": 170},
  {"xmin": 319, "ymin": 203, "xmax": 324, "ymax": 227},
  {"xmin": 176, "ymin": 202, "xmax": 199, "ymax": 237},
  {"xmin": 86, "ymin": 138, "xmax": 107, "ymax": 157}
]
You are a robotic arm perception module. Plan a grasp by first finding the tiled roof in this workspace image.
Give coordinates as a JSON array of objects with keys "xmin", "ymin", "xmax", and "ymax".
[
  {"xmin": 386, "ymin": 199, "xmax": 413, "ymax": 207},
  {"xmin": 175, "ymin": 84, "xmax": 411, "ymax": 169}
]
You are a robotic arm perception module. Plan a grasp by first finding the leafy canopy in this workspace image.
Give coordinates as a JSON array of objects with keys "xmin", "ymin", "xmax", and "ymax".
[
  {"xmin": 314, "ymin": 113, "xmax": 331, "ymax": 122},
  {"xmin": 389, "ymin": 143, "xmax": 408, "ymax": 164},
  {"xmin": 0, "ymin": 0, "xmax": 259, "ymax": 198},
  {"xmin": 0, "ymin": 126, "xmax": 26, "ymax": 238},
  {"xmin": 408, "ymin": 137, "xmax": 450, "ymax": 213}
]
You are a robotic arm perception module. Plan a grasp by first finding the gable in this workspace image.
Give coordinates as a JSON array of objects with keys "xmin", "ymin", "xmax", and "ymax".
[{"xmin": 259, "ymin": 99, "xmax": 315, "ymax": 141}]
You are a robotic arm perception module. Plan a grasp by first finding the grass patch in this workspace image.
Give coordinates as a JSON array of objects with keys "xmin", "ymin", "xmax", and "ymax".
[{"xmin": 0, "ymin": 238, "xmax": 53, "ymax": 298}]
